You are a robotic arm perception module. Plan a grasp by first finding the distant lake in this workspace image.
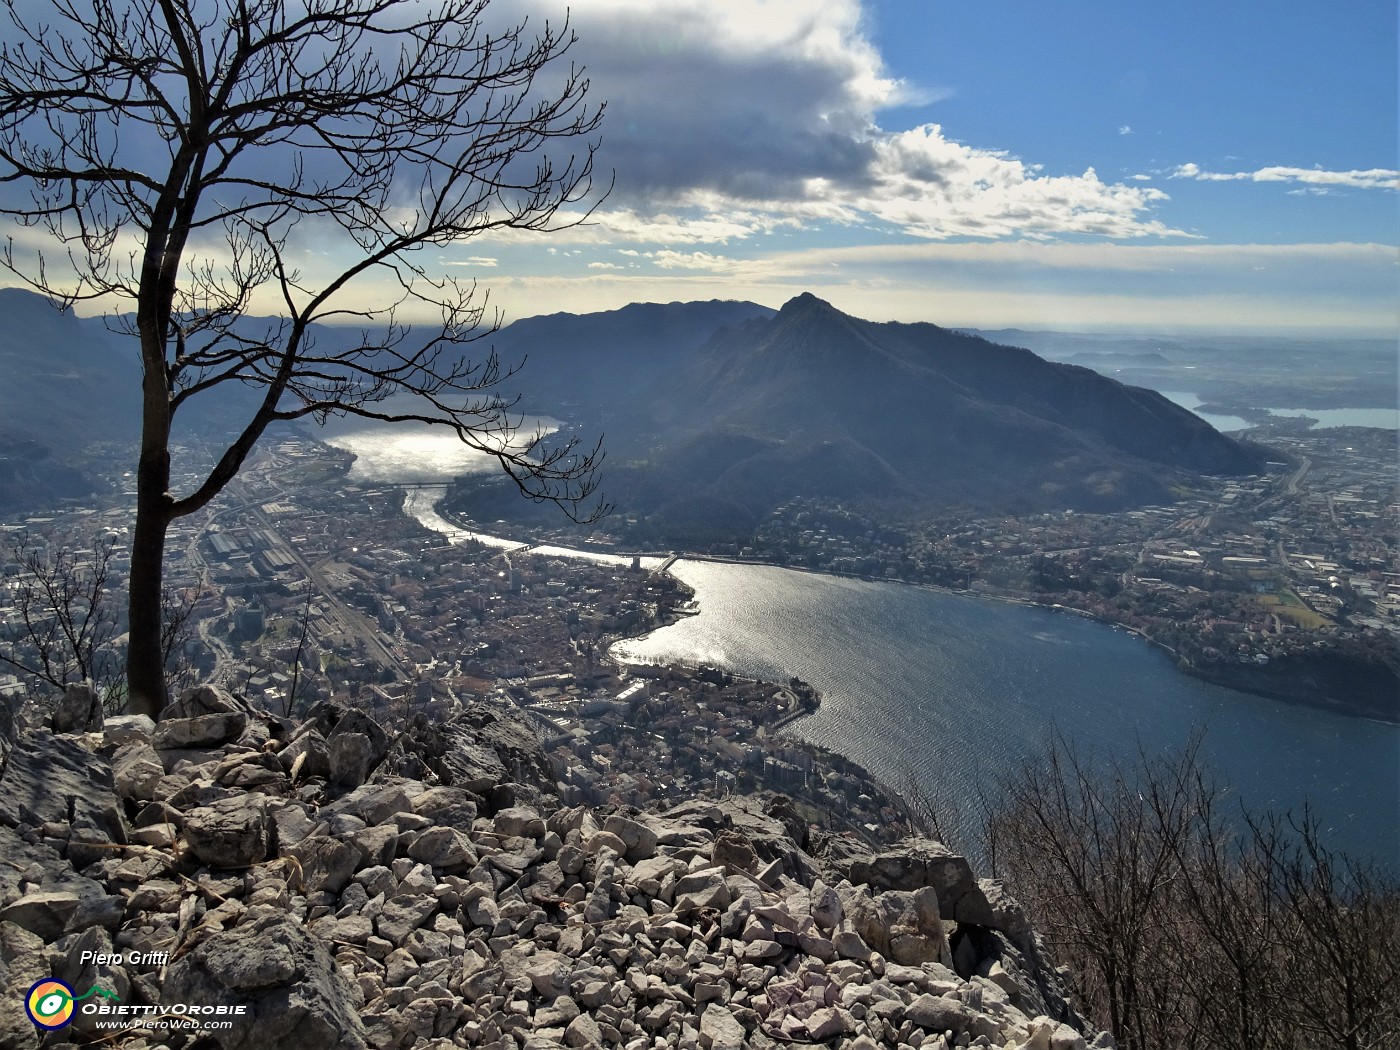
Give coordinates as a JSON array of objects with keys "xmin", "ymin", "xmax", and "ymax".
[
  {"xmin": 316, "ymin": 405, "xmax": 559, "ymax": 484},
  {"xmin": 1264, "ymin": 407, "xmax": 1399, "ymax": 430},
  {"xmin": 1158, "ymin": 390, "xmax": 1251, "ymax": 431},
  {"xmin": 1155, "ymin": 392, "xmax": 1399, "ymax": 433}
]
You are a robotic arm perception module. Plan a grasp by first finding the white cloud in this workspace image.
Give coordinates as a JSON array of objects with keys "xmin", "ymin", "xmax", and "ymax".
[
  {"xmin": 645, "ymin": 250, "xmax": 740, "ymax": 271},
  {"xmin": 501, "ymin": 0, "xmax": 1182, "ymax": 243},
  {"xmin": 474, "ymin": 206, "xmax": 795, "ymax": 247},
  {"xmin": 1118, "ymin": 125, "xmax": 1133, "ymax": 135},
  {"xmin": 852, "ymin": 128, "xmax": 1183, "ymax": 239},
  {"xmin": 1171, "ymin": 163, "xmax": 1399, "ymax": 190}
]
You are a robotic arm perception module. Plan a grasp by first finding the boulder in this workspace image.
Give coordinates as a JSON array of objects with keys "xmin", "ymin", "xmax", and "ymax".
[
  {"xmin": 981, "ymin": 877, "xmax": 1033, "ymax": 944},
  {"xmin": 497, "ymin": 805, "xmax": 547, "ymax": 840},
  {"xmin": 0, "ymin": 924, "xmax": 46, "ymax": 1050},
  {"xmin": 405, "ymin": 826, "xmax": 476, "ymax": 871},
  {"xmin": 0, "ymin": 728, "xmax": 124, "ymax": 840},
  {"xmin": 699, "ymin": 1003, "xmax": 746, "ymax": 1050},
  {"xmin": 278, "ymin": 728, "xmax": 332, "ymax": 782},
  {"xmin": 65, "ymin": 815, "xmax": 119, "ymax": 869},
  {"xmin": 663, "ymin": 793, "xmax": 816, "ymax": 877},
  {"xmin": 851, "ymin": 886, "xmax": 951, "ymax": 967},
  {"xmin": 285, "ymin": 836, "xmax": 360, "ymax": 894},
  {"xmin": 103, "ymin": 713, "xmax": 156, "ymax": 747},
  {"xmin": 0, "ymin": 886, "xmax": 123, "ymax": 941},
  {"xmin": 905, "ymin": 992, "xmax": 989, "ymax": 1037},
  {"xmin": 845, "ymin": 837, "xmax": 995, "ymax": 926},
  {"xmin": 184, "ymin": 795, "xmax": 275, "ymax": 868},
  {"xmin": 112, "ymin": 740, "xmax": 165, "ymax": 802},
  {"xmin": 712, "ymin": 830, "xmax": 760, "ymax": 873},
  {"xmin": 51, "ymin": 925, "xmax": 132, "ymax": 1037},
  {"xmin": 337, "ymin": 781, "xmax": 421, "ymax": 826},
  {"xmin": 328, "ymin": 731, "xmax": 375, "ymax": 788},
  {"xmin": 324, "ymin": 709, "xmax": 391, "ymax": 787},
  {"xmin": 603, "ymin": 813, "xmax": 658, "ymax": 861},
  {"xmin": 51, "ymin": 681, "xmax": 103, "ymax": 733},
  {"xmin": 165, "ymin": 684, "xmax": 251, "ymax": 720},
  {"xmin": 152, "ymin": 711, "xmax": 248, "ymax": 750},
  {"xmin": 162, "ymin": 914, "xmax": 368, "ymax": 1050},
  {"xmin": 429, "ymin": 704, "xmax": 557, "ymax": 804},
  {"xmin": 410, "ymin": 785, "xmax": 479, "ymax": 828}
]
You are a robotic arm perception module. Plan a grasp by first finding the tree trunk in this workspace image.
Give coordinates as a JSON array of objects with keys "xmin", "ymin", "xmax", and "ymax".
[{"xmin": 127, "ymin": 446, "xmax": 172, "ymax": 718}]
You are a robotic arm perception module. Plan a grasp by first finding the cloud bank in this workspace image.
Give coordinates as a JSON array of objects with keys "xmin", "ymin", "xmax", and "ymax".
[
  {"xmin": 502, "ymin": 0, "xmax": 1183, "ymax": 243},
  {"xmin": 1171, "ymin": 163, "xmax": 1400, "ymax": 190}
]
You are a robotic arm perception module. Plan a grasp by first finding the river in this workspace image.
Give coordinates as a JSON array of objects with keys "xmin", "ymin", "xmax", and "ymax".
[{"xmin": 325, "ymin": 424, "xmax": 1400, "ymax": 867}]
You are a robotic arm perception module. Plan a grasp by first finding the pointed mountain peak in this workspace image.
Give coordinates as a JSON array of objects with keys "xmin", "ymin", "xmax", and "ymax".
[{"xmin": 778, "ymin": 292, "xmax": 838, "ymax": 316}]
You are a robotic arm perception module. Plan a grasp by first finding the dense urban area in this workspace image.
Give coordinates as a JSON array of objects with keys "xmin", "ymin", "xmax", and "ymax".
[
  {"xmin": 3, "ymin": 414, "xmax": 1398, "ymax": 830},
  {"xmin": 0, "ymin": 434, "xmax": 919, "ymax": 841}
]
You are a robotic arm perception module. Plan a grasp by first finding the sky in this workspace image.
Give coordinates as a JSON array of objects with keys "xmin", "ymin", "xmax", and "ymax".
[
  {"xmin": 452, "ymin": 0, "xmax": 1398, "ymax": 332},
  {"xmin": 5, "ymin": 0, "xmax": 1397, "ymax": 333}
]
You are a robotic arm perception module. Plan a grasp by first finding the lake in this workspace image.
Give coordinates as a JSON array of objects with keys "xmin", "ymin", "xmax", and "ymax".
[
  {"xmin": 1156, "ymin": 392, "xmax": 1400, "ymax": 433},
  {"xmin": 1158, "ymin": 390, "xmax": 1251, "ymax": 431},
  {"xmin": 612, "ymin": 560, "xmax": 1400, "ymax": 866},
  {"xmin": 317, "ymin": 403, "xmax": 560, "ymax": 485},
  {"xmin": 1264, "ymin": 407, "xmax": 1400, "ymax": 430},
  {"xmin": 334, "ymin": 419, "xmax": 1400, "ymax": 867}
]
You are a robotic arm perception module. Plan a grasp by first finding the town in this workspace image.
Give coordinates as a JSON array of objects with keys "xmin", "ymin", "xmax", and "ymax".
[
  {"xmin": 3, "ymin": 414, "xmax": 1397, "ymax": 839},
  {"xmin": 741, "ymin": 419, "xmax": 1399, "ymax": 716},
  {"xmin": 0, "ymin": 433, "xmax": 914, "ymax": 842}
]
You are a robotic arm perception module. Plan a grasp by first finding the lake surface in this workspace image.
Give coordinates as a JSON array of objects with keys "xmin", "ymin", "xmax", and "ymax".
[
  {"xmin": 358, "ymin": 420, "xmax": 1399, "ymax": 868},
  {"xmin": 1264, "ymin": 407, "xmax": 1399, "ymax": 430},
  {"xmin": 1158, "ymin": 390, "xmax": 1252, "ymax": 431},
  {"xmin": 613, "ymin": 560, "xmax": 1400, "ymax": 865},
  {"xmin": 317, "ymin": 405, "xmax": 560, "ymax": 485},
  {"xmin": 1155, "ymin": 392, "xmax": 1399, "ymax": 433}
]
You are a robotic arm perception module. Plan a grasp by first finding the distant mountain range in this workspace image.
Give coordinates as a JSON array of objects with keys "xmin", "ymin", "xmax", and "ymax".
[
  {"xmin": 0, "ymin": 288, "xmax": 1268, "ymax": 532},
  {"xmin": 0, "ymin": 289, "xmax": 137, "ymax": 509},
  {"xmin": 469, "ymin": 293, "xmax": 1269, "ymax": 543}
]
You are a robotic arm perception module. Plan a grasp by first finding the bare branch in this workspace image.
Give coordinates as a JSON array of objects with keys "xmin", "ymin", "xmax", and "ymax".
[{"xmin": 0, "ymin": 0, "xmax": 609, "ymax": 713}]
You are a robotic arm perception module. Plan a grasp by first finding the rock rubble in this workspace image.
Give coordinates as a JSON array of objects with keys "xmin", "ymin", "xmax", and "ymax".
[{"xmin": 0, "ymin": 685, "xmax": 1110, "ymax": 1050}]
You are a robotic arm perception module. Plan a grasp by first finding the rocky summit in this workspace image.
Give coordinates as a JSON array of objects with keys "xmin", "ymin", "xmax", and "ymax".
[{"xmin": 0, "ymin": 683, "xmax": 1110, "ymax": 1050}]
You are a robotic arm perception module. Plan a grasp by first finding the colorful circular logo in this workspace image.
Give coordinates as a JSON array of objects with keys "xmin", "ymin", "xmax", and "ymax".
[{"xmin": 25, "ymin": 979, "xmax": 75, "ymax": 1030}]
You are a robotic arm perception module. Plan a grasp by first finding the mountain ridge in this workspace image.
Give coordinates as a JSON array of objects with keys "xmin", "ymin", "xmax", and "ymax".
[{"xmin": 476, "ymin": 294, "xmax": 1267, "ymax": 542}]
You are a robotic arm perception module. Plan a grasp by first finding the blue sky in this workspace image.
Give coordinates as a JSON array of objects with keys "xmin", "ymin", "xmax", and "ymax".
[
  {"xmin": 447, "ymin": 0, "xmax": 1396, "ymax": 332},
  {"xmin": 8, "ymin": 0, "xmax": 1396, "ymax": 333},
  {"xmin": 866, "ymin": 0, "xmax": 1396, "ymax": 244}
]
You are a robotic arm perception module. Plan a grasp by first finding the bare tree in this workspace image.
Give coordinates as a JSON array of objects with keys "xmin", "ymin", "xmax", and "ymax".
[
  {"xmin": 158, "ymin": 581, "xmax": 199, "ymax": 702},
  {"xmin": 284, "ymin": 584, "xmax": 316, "ymax": 717},
  {"xmin": 1, "ymin": 532, "xmax": 199, "ymax": 710},
  {"xmin": 0, "ymin": 0, "xmax": 607, "ymax": 716},
  {"xmin": 982, "ymin": 734, "xmax": 1400, "ymax": 1050},
  {"xmin": 987, "ymin": 733, "xmax": 1208, "ymax": 1050},
  {"xmin": 0, "ymin": 533, "xmax": 120, "ymax": 695},
  {"xmin": 1268, "ymin": 813, "xmax": 1400, "ymax": 1050}
]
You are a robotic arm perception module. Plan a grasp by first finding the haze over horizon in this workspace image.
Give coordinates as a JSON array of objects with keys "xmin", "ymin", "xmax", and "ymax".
[{"xmin": 4, "ymin": 0, "xmax": 1396, "ymax": 334}]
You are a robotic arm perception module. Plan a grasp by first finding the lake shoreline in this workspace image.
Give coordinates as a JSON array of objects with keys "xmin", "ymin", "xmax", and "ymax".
[
  {"xmin": 407, "ymin": 480, "xmax": 1397, "ymax": 864},
  {"xmin": 420, "ymin": 492, "xmax": 1398, "ymax": 726}
]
